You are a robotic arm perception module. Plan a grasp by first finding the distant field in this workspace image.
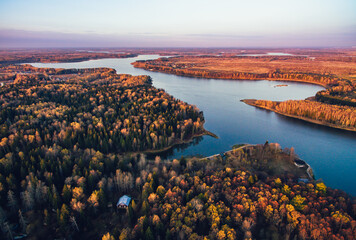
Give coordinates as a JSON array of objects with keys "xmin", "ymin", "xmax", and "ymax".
[{"xmin": 156, "ymin": 54, "xmax": 356, "ymax": 77}]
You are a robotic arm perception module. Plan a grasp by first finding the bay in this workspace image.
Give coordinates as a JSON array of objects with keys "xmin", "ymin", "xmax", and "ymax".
[{"xmin": 30, "ymin": 55, "xmax": 356, "ymax": 195}]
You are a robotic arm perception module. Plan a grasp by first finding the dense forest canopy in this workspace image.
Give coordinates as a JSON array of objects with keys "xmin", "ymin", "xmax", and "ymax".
[
  {"xmin": 0, "ymin": 50, "xmax": 354, "ymax": 239},
  {"xmin": 0, "ymin": 64, "xmax": 206, "ymax": 239}
]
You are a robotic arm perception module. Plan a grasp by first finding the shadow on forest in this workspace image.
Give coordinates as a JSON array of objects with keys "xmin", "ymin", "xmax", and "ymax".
[{"xmin": 146, "ymin": 136, "xmax": 205, "ymax": 160}]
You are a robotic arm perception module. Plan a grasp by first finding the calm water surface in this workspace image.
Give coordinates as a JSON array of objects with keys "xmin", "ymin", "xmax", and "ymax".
[{"xmin": 31, "ymin": 55, "xmax": 356, "ymax": 195}]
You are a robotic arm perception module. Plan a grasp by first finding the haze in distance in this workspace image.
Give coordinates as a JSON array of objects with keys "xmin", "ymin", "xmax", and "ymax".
[{"xmin": 0, "ymin": 0, "xmax": 355, "ymax": 48}]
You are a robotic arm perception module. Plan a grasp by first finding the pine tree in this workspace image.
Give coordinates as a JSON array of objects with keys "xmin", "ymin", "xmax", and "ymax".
[
  {"xmin": 165, "ymin": 229, "xmax": 171, "ymax": 240},
  {"xmin": 59, "ymin": 204, "xmax": 69, "ymax": 231},
  {"xmin": 51, "ymin": 184, "xmax": 60, "ymax": 209},
  {"xmin": 62, "ymin": 185, "xmax": 71, "ymax": 204},
  {"xmin": 145, "ymin": 227, "xmax": 154, "ymax": 240}
]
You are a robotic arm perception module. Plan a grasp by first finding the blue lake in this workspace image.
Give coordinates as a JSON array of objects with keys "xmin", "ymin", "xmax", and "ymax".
[{"xmin": 30, "ymin": 55, "xmax": 356, "ymax": 196}]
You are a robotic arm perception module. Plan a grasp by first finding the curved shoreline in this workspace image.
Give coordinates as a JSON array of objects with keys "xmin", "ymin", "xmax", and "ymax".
[
  {"xmin": 132, "ymin": 62, "xmax": 356, "ymax": 133},
  {"xmin": 141, "ymin": 129, "xmax": 218, "ymax": 155},
  {"xmin": 242, "ymin": 99, "xmax": 356, "ymax": 132},
  {"xmin": 201, "ymin": 143, "xmax": 314, "ymax": 181},
  {"xmin": 17, "ymin": 55, "xmax": 356, "ymax": 196},
  {"xmin": 132, "ymin": 63, "xmax": 329, "ymax": 88}
]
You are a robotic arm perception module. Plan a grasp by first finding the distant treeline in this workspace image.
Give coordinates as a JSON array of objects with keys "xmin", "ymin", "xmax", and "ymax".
[
  {"xmin": 0, "ymin": 51, "xmax": 137, "ymax": 65},
  {"xmin": 133, "ymin": 59, "xmax": 339, "ymax": 86},
  {"xmin": 316, "ymin": 81, "xmax": 356, "ymax": 107}
]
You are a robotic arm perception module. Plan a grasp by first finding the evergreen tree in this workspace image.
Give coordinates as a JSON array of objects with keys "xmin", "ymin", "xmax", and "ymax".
[{"xmin": 145, "ymin": 227, "xmax": 154, "ymax": 240}]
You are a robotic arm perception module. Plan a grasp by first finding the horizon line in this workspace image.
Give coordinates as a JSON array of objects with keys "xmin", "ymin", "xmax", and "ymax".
[{"xmin": 1, "ymin": 46, "xmax": 355, "ymax": 50}]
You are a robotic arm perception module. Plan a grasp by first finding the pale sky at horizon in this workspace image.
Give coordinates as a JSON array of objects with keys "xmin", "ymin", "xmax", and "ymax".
[{"xmin": 0, "ymin": 0, "xmax": 355, "ymax": 48}]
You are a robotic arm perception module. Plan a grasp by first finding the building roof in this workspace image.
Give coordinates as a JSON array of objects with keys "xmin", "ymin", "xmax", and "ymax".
[
  {"xmin": 298, "ymin": 178, "xmax": 309, "ymax": 183},
  {"xmin": 117, "ymin": 195, "xmax": 131, "ymax": 207}
]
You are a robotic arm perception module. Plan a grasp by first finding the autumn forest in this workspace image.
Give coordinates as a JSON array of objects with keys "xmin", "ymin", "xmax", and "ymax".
[{"xmin": 0, "ymin": 49, "xmax": 355, "ymax": 239}]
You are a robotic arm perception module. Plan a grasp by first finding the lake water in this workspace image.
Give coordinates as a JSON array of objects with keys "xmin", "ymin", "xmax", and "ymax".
[{"xmin": 30, "ymin": 55, "xmax": 356, "ymax": 196}]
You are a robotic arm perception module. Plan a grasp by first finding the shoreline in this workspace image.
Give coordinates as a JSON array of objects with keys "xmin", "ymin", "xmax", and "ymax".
[
  {"xmin": 200, "ymin": 143, "xmax": 314, "ymax": 181},
  {"xmin": 242, "ymin": 99, "xmax": 356, "ymax": 132},
  {"xmin": 0, "ymin": 54, "xmax": 138, "ymax": 65},
  {"xmin": 132, "ymin": 64, "xmax": 329, "ymax": 88},
  {"xmin": 141, "ymin": 129, "xmax": 218, "ymax": 155},
  {"xmin": 15, "ymin": 59, "xmax": 219, "ymax": 158}
]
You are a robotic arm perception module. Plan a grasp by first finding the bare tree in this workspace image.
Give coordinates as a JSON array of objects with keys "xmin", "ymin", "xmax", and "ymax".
[
  {"xmin": 4, "ymin": 222, "xmax": 13, "ymax": 240},
  {"xmin": 154, "ymin": 156, "xmax": 161, "ymax": 167},
  {"xmin": 18, "ymin": 210, "xmax": 27, "ymax": 233},
  {"xmin": 7, "ymin": 190, "xmax": 18, "ymax": 213},
  {"xmin": 35, "ymin": 181, "xmax": 48, "ymax": 206},
  {"xmin": 70, "ymin": 216, "xmax": 79, "ymax": 232},
  {"xmin": 138, "ymin": 154, "xmax": 146, "ymax": 170},
  {"xmin": 21, "ymin": 191, "xmax": 34, "ymax": 211},
  {"xmin": 0, "ymin": 206, "xmax": 7, "ymax": 235}
]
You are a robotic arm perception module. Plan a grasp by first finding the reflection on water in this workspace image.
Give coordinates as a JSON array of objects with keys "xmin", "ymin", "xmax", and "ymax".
[
  {"xmin": 30, "ymin": 55, "xmax": 356, "ymax": 195},
  {"xmin": 146, "ymin": 136, "xmax": 204, "ymax": 160}
]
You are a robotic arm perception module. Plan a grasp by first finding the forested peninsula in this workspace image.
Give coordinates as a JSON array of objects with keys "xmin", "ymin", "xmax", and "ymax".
[
  {"xmin": 0, "ymin": 63, "xmax": 211, "ymax": 238},
  {"xmin": 242, "ymin": 99, "xmax": 356, "ymax": 132}
]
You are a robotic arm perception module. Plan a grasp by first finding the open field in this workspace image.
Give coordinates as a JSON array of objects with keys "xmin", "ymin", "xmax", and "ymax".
[
  {"xmin": 133, "ymin": 49, "xmax": 356, "ymax": 82},
  {"xmin": 147, "ymin": 53, "xmax": 356, "ymax": 77}
]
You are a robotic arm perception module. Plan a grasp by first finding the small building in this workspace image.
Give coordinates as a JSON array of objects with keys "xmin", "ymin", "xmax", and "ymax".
[
  {"xmin": 298, "ymin": 178, "xmax": 309, "ymax": 184},
  {"xmin": 117, "ymin": 195, "xmax": 131, "ymax": 209}
]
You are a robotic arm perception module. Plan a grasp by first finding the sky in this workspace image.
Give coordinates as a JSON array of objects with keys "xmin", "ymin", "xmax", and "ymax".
[{"xmin": 0, "ymin": 0, "xmax": 355, "ymax": 48}]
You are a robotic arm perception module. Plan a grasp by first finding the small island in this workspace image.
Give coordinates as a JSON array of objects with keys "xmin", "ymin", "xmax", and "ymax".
[{"xmin": 274, "ymin": 84, "xmax": 288, "ymax": 88}]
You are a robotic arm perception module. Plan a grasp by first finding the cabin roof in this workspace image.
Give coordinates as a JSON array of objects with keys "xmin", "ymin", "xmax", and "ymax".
[
  {"xmin": 298, "ymin": 178, "xmax": 309, "ymax": 183},
  {"xmin": 117, "ymin": 195, "xmax": 131, "ymax": 207}
]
